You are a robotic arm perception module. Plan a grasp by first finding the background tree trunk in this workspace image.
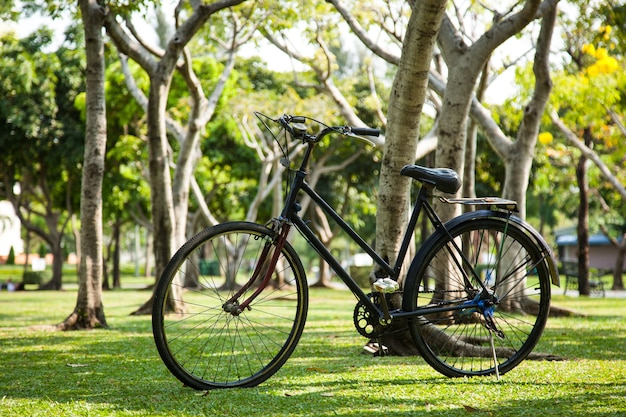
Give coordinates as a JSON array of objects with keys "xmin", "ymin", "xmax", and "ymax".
[
  {"xmin": 612, "ymin": 236, "xmax": 626, "ymax": 290},
  {"xmin": 434, "ymin": 0, "xmax": 544, "ymax": 223},
  {"xmin": 576, "ymin": 129, "xmax": 592, "ymax": 296},
  {"xmin": 104, "ymin": 0, "xmax": 246, "ymax": 315},
  {"xmin": 500, "ymin": 3, "xmax": 556, "ymax": 220},
  {"xmin": 58, "ymin": 0, "xmax": 107, "ymax": 330}
]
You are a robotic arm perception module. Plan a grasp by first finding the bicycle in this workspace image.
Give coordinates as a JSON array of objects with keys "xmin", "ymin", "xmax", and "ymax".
[{"xmin": 152, "ymin": 113, "xmax": 559, "ymax": 390}]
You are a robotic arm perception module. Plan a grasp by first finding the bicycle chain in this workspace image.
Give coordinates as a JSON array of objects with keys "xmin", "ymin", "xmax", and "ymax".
[{"xmin": 353, "ymin": 289, "xmax": 482, "ymax": 339}]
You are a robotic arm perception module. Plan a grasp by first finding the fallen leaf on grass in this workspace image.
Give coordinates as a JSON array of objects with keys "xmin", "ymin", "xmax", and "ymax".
[
  {"xmin": 463, "ymin": 405, "xmax": 480, "ymax": 412},
  {"xmin": 306, "ymin": 367, "xmax": 329, "ymax": 373}
]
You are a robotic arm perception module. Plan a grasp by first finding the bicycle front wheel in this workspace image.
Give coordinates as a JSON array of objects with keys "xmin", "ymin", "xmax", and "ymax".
[
  {"xmin": 152, "ymin": 222, "xmax": 308, "ymax": 389},
  {"xmin": 403, "ymin": 214, "xmax": 553, "ymax": 377}
]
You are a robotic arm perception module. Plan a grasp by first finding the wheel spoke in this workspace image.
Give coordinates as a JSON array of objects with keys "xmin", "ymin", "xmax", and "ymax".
[
  {"xmin": 406, "ymin": 216, "xmax": 553, "ymax": 377},
  {"xmin": 152, "ymin": 222, "xmax": 308, "ymax": 389}
]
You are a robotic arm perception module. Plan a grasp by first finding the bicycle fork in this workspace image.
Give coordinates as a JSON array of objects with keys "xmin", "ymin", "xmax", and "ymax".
[{"xmin": 222, "ymin": 223, "xmax": 292, "ymax": 316}]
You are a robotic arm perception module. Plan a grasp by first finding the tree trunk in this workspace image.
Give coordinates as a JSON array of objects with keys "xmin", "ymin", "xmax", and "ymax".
[
  {"xmin": 58, "ymin": 0, "xmax": 107, "ymax": 330},
  {"xmin": 369, "ymin": 0, "xmax": 446, "ymax": 353},
  {"xmin": 576, "ymin": 129, "xmax": 591, "ymax": 296},
  {"xmin": 463, "ymin": 61, "xmax": 489, "ymax": 208},
  {"xmin": 435, "ymin": 0, "xmax": 543, "ymax": 222},
  {"xmin": 375, "ymin": 0, "xmax": 447, "ymax": 284},
  {"xmin": 501, "ymin": 4, "xmax": 555, "ymax": 220},
  {"xmin": 311, "ymin": 258, "xmax": 333, "ymax": 288},
  {"xmin": 132, "ymin": 73, "xmax": 179, "ymax": 316},
  {"xmin": 613, "ymin": 234, "xmax": 626, "ymax": 291},
  {"xmin": 40, "ymin": 237, "xmax": 64, "ymax": 290},
  {"xmin": 112, "ymin": 219, "xmax": 122, "ymax": 288}
]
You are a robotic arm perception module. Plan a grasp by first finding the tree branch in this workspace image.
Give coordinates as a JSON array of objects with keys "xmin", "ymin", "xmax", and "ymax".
[
  {"xmin": 104, "ymin": 13, "xmax": 158, "ymax": 74},
  {"xmin": 514, "ymin": 1, "xmax": 556, "ymax": 149},
  {"xmin": 118, "ymin": 53, "xmax": 186, "ymax": 142},
  {"xmin": 551, "ymin": 110, "xmax": 626, "ymax": 200},
  {"xmin": 326, "ymin": 0, "xmax": 400, "ymax": 65}
]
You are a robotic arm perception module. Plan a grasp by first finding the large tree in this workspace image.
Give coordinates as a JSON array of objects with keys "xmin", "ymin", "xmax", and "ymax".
[
  {"xmin": 103, "ymin": 0, "xmax": 248, "ymax": 313},
  {"xmin": 58, "ymin": 0, "xmax": 108, "ymax": 329}
]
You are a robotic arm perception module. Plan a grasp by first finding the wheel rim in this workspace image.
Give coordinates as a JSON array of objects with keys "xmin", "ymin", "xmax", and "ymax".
[
  {"xmin": 154, "ymin": 225, "xmax": 307, "ymax": 389},
  {"xmin": 411, "ymin": 219, "xmax": 551, "ymax": 376}
]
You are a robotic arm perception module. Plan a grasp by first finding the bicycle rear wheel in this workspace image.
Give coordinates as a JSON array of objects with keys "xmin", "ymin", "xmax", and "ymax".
[
  {"xmin": 403, "ymin": 214, "xmax": 553, "ymax": 377},
  {"xmin": 152, "ymin": 222, "xmax": 308, "ymax": 389}
]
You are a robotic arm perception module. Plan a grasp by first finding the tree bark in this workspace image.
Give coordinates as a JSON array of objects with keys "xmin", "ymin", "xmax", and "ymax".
[
  {"xmin": 501, "ymin": 4, "xmax": 556, "ymax": 219},
  {"xmin": 612, "ymin": 235, "xmax": 626, "ymax": 290},
  {"xmin": 575, "ymin": 129, "xmax": 592, "ymax": 296},
  {"xmin": 600, "ymin": 226, "xmax": 625, "ymax": 291},
  {"xmin": 104, "ymin": 0, "xmax": 247, "ymax": 315},
  {"xmin": 58, "ymin": 0, "xmax": 107, "ymax": 330},
  {"xmin": 375, "ymin": 0, "xmax": 447, "ymax": 284},
  {"xmin": 435, "ymin": 0, "xmax": 544, "ymax": 222}
]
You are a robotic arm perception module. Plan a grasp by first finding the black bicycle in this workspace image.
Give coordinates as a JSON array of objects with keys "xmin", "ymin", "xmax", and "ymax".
[{"xmin": 152, "ymin": 113, "xmax": 559, "ymax": 389}]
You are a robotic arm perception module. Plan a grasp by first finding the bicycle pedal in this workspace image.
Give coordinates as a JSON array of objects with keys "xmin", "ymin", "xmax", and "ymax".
[
  {"xmin": 373, "ymin": 278, "xmax": 399, "ymax": 293},
  {"xmin": 362, "ymin": 342, "xmax": 389, "ymax": 357}
]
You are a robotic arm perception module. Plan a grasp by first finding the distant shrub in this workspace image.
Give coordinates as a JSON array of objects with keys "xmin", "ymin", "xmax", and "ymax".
[
  {"xmin": 7, "ymin": 247, "xmax": 15, "ymax": 265},
  {"xmin": 22, "ymin": 271, "xmax": 43, "ymax": 285}
]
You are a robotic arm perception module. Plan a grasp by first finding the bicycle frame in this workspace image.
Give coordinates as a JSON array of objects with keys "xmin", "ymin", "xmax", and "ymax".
[
  {"xmin": 154, "ymin": 114, "xmax": 558, "ymax": 389},
  {"xmin": 277, "ymin": 140, "xmax": 480, "ymax": 320}
]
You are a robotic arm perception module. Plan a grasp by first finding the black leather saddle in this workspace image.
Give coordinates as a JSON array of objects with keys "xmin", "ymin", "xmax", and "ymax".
[{"xmin": 400, "ymin": 165, "xmax": 462, "ymax": 194}]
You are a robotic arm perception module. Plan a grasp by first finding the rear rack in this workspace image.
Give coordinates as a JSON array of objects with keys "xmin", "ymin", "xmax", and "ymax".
[{"xmin": 439, "ymin": 197, "xmax": 519, "ymax": 212}]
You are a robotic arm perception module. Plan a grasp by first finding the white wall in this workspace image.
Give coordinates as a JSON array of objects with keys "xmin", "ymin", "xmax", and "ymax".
[{"xmin": 0, "ymin": 201, "xmax": 24, "ymax": 257}]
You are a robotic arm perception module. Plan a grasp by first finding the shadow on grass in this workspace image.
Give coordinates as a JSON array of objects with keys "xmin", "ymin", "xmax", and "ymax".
[{"xmin": 541, "ymin": 317, "xmax": 626, "ymax": 361}]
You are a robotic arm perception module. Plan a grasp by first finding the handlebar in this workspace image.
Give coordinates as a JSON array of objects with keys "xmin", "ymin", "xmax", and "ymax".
[
  {"xmin": 277, "ymin": 114, "xmax": 380, "ymax": 144},
  {"xmin": 351, "ymin": 127, "xmax": 381, "ymax": 137}
]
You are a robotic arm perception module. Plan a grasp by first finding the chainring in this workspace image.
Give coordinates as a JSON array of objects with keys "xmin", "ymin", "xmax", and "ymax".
[{"xmin": 353, "ymin": 292, "xmax": 390, "ymax": 338}]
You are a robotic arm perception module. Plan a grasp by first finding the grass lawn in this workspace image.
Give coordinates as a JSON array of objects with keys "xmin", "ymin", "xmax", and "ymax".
[{"xmin": 0, "ymin": 286, "xmax": 625, "ymax": 416}]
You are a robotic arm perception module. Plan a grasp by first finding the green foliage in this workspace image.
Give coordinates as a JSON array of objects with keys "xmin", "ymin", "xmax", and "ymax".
[
  {"xmin": 0, "ymin": 27, "xmax": 85, "ymax": 258},
  {"xmin": 0, "ymin": 0, "xmax": 18, "ymax": 20},
  {"xmin": 21, "ymin": 271, "xmax": 44, "ymax": 285}
]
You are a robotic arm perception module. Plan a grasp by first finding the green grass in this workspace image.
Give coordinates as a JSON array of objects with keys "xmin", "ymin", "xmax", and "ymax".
[{"xmin": 0, "ymin": 287, "xmax": 625, "ymax": 416}]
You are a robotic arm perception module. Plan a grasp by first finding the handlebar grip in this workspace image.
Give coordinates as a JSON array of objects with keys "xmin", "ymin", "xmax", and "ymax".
[
  {"xmin": 351, "ymin": 127, "xmax": 380, "ymax": 137},
  {"xmin": 291, "ymin": 116, "xmax": 306, "ymax": 123}
]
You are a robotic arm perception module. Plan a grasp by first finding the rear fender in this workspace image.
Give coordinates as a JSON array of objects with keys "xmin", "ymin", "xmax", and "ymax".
[{"xmin": 411, "ymin": 210, "xmax": 560, "ymax": 288}]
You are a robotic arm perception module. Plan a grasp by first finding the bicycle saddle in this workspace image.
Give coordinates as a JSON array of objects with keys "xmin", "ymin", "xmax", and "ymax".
[{"xmin": 400, "ymin": 165, "xmax": 462, "ymax": 194}]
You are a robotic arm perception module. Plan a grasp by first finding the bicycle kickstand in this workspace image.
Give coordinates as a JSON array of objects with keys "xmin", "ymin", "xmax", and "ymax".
[{"xmin": 483, "ymin": 307, "xmax": 503, "ymax": 380}]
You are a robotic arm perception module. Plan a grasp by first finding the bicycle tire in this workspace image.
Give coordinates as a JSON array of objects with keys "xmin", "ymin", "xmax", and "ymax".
[
  {"xmin": 152, "ymin": 221, "xmax": 308, "ymax": 389},
  {"xmin": 403, "ymin": 213, "xmax": 552, "ymax": 377}
]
